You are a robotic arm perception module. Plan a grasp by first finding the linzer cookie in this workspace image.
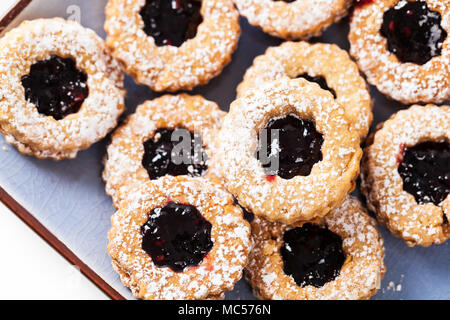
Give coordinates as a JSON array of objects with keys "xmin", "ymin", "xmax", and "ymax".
[
  {"xmin": 216, "ymin": 78, "xmax": 362, "ymax": 224},
  {"xmin": 0, "ymin": 18, "xmax": 125, "ymax": 160},
  {"xmin": 108, "ymin": 176, "xmax": 251, "ymax": 300},
  {"xmin": 237, "ymin": 41, "xmax": 373, "ymax": 139},
  {"xmin": 361, "ymin": 105, "xmax": 449, "ymax": 246},
  {"xmin": 233, "ymin": 0, "xmax": 352, "ymax": 40},
  {"xmin": 103, "ymin": 94, "xmax": 225, "ymax": 208},
  {"xmin": 104, "ymin": 0, "xmax": 240, "ymax": 91},
  {"xmin": 349, "ymin": 0, "xmax": 449, "ymax": 104},
  {"xmin": 245, "ymin": 196, "xmax": 385, "ymax": 300}
]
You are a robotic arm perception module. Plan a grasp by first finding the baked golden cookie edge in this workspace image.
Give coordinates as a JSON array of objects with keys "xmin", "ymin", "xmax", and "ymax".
[
  {"xmin": 349, "ymin": 0, "xmax": 450, "ymax": 104},
  {"xmin": 245, "ymin": 196, "xmax": 385, "ymax": 300},
  {"xmin": 104, "ymin": 0, "xmax": 241, "ymax": 92},
  {"xmin": 0, "ymin": 18, "xmax": 125, "ymax": 160},
  {"xmin": 233, "ymin": 0, "xmax": 352, "ymax": 40},
  {"xmin": 103, "ymin": 93, "xmax": 226, "ymax": 208},
  {"xmin": 361, "ymin": 104, "xmax": 449, "ymax": 247},
  {"xmin": 217, "ymin": 78, "xmax": 362, "ymax": 224},
  {"xmin": 237, "ymin": 41, "xmax": 373, "ymax": 139},
  {"xmin": 108, "ymin": 176, "xmax": 252, "ymax": 300}
]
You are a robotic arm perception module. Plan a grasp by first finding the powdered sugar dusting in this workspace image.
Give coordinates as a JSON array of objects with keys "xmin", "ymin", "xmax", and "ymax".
[
  {"xmin": 349, "ymin": 0, "xmax": 450, "ymax": 104},
  {"xmin": 108, "ymin": 177, "xmax": 251, "ymax": 300},
  {"xmin": 103, "ymin": 94, "xmax": 225, "ymax": 208},
  {"xmin": 233, "ymin": 0, "xmax": 352, "ymax": 39},
  {"xmin": 217, "ymin": 78, "xmax": 362, "ymax": 224},
  {"xmin": 104, "ymin": 0, "xmax": 240, "ymax": 91},
  {"xmin": 237, "ymin": 41, "xmax": 373, "ymax": 139},
  {"xmin": 361, "ymin": 104, "xmax": 450, "ymax": 246},
  {"xmin": 245, "ymin": 196, "xmax": 385, "ymax": 300}
]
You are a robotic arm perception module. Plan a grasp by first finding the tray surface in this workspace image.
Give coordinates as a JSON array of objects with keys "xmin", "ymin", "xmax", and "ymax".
[{"xmin": 0, "ymin": 0, "xmax": 448, "ymax": 300}]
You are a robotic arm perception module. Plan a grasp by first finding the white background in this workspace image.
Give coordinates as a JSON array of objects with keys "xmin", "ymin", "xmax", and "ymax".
[
  {"xmin": 1, "ymin": 0, "xmax": 18, "ymax": 13},
  {"xmin": 0, "ymin": 1, "xmax": 108, "ymax": 300}
]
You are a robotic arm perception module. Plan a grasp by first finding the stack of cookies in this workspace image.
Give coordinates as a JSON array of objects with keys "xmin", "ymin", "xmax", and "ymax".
[
  {"xmin": 216, "ymin": 69, "xmax": 385, "ymax": 300},
  {"xmin": 0, "ymin": 0, "xmax": 448, "ymax": 300}
]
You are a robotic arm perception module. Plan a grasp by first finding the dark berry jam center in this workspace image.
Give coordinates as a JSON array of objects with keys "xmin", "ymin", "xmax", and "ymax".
[
  {"xmin": 297, "ymin": 74, "xmax": 337, "ymax": 98},
  {"xmin": 21, "ymin": 55, "xmax": 88, "ymax": 120},
  {"xmin": 380, "ymin": 0, "xmax": 447, "ymax": 65},
  {"xmin": 141, "ymin": 201, "xmax": 213, "ymax": 272},
  {"xmin": 142, "ymin": 128, "xmax": 208, "ymax": 180},
  {"xmin": 256, "ymin": 115, "xmax": 323, "ymax": 180},
  {"xmin": 398, "ymin": 140, "xmax": 450, "ymax": 206},
  {"xmin": 140, "ymin": 0, "xmax": 203, "ymax": 47},
  {"xmin": 281, "ymin": 223, "xmax": 345, "ymax": 288}
]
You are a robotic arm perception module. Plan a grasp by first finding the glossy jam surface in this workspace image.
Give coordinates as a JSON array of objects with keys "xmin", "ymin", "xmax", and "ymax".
[
  {"xmin": 256, "ymin": 115, "xmax": 323, "ymax": 180},
  {"xmin": 298, "ymin": 74, "xmax": 337, "ymax": 98},
  {"xmin": 281, "ymin": 223, "xmax": 345, "ymax": 288},
  {"xmin": 140, "ymin": 0, "xmax": 203, "ymax": 47},
  {"xmin": 398, "ymin": 140, "xmax": 450, "ymax": 206},
  {"xmin": 142, "ymin": 128, "xmax": 208, "ymax": 180},
  {"xmin": 380, "ymin": 0, "xmax": 447, "ymax": 65},
  {"xmin": 141, "ymin": 201, "xmax": 213, "ymax": 272},
  {"xmin": 21, "ymin": 55, "xmax": 88, "ymax": 120}
]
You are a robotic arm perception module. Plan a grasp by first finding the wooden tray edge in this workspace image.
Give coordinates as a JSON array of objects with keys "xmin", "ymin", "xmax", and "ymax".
[
  {"xmin": 0, "ymin": 187, "xmax": 125, "ymax": 300},
  {"xmin": 0, "ymin": 0, "xmax": 32, "ymax": 33}
]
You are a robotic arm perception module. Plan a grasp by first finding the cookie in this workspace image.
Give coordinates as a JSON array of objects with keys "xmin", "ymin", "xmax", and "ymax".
[
  {"xmin": 111, "ymin": 259, "xmax": 226, "ymax": 300},
  {"xmin": 107, "ymin": 176, "xmax": 251, "ymax": 300},
  {"xmin": 245, "ymin": 196, "xmax": 385, "ymax": 300},
  {"xmin": 103, "ymin": 93, "xmax": 225, "ymax": 208},
  {"xmin": 104, "ymin": 0, "xmax": 240, "ymax": 91},
  {"xmin": 0, "ymin": 18, "xmax": 125, "ymax": 160},
  {"xmin": 361, "ymin": 104, "xmax": 449, "ymax": 247},
  {"xmin": 349, "ymin": 0, "xmax": 449, "ymax": 104},
  {"xmin": 237, "ymin": 41, "xmax": 373, "ymax": 139},
  {"xmin": 233, "ymin": 0, "xmax": 352, "ymax": 40},
  {"xmin": 216, "ymin": 78, "xmax": 362, "ymax": 224}
]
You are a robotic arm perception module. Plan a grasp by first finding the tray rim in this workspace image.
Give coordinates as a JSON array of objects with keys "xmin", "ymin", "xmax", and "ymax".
[{"xmin": 0, "ymin": 0, "xmax": 125, "ymax": 300}]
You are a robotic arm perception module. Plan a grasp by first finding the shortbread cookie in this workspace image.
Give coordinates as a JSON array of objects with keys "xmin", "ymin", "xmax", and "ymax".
[
  {"xmin": 0, "ymin": 18, "xmax": 125, "ymax": 160},
  {"xmin": 108, "ymin": 176, "xmax": 251, "ymax": 300},
  {"xmin": 237, "ymin": 41, "xmax": 373, "ymax": 139},
  {"xmin": 349, "ymin": 0, "xmax": 449, "ymax": 104},
  {"xmin": 105, "ymin": 0, "xmax": 240, "ymax": 91},
  {"xmin": 216, "ymin": 78, "xmax": 362, "ymax": 224},
  {"xmin": 245, "ymin": 196, "xmax": 385, "ymax": 300},
  {"xmin": 103, "ymin": 94, "xmax": 225, "ymax": 208},
  {"xmin": 111, "ymin": 259, "xmax": 226, "ymax": 300},
  {"xmin": 112, "ymin": 259, "xmax": 226, "ymax": 300},
  {"xmin": 233, "ymin": 0, "xmax": 352, "ymax": 40},
  {"xmin": 361, "ymin": 104, "xmax": 449, "ymax": 247}
]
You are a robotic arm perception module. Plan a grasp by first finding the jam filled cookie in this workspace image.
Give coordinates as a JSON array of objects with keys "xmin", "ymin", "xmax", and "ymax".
[
  {"xmin": 103, "ymin": 94, "xmax": 225, "ymax": 208},
  {"xmin": 349, "ymin": 0, "xmax": 449, "ymax": 104},
  {"xmin": 233, "ymin": 0, "xmax": 353, "ymax": 40},
  {"xmin": 245, "ymin": 196, "xmax": 385, "ymax": 300},
  {"xmin": 104, "ymin": 0, "xmax": 240, "ymax": 91},
  {"xmin": 237, "ymin": 41, "xmax": 373, "ymax": 139},
  {"xmin": 361, "ymin": 105, "xmax": 449, "ymax": 246},
  {"xmin": 0, "ymin": 18, "xmax": 125, "ymax": 160},
  {"xmin": 108, "ymin": 176, "xmax": 251, "ymax": 300},
  {"xmin": 216, "ymin": 78, "xmax": 362, "ymax": 224}
]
